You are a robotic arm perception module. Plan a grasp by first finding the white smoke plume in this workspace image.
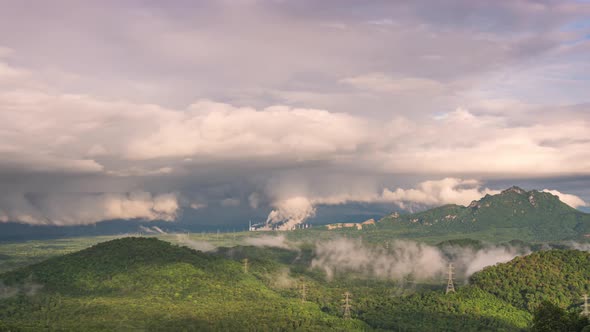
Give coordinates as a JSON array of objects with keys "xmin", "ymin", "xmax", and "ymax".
[
  {"xmin": 151, "ymin": 226, "xmax": 167, "ymax": 234},
  {"xmin": 175, "ymin": 234, "xmax": 216, "ymax": 252},
  {"xmin": 311, "ymin": 238, "xmax": 527, "ymax": 281},
  {"xmin": 139, "ymin": 225, "xmax": 167, "ymax": 234},
  {"xmin": 265, "ymin": 196, "xmax": 316, "ymax": 230},
  {"xmin": 243, "ymin": 235, "xmax": 293, "ymax": 249},
  {"xmin": 248, "ymin": 192, "xmax": 261, "ymax": 209}
]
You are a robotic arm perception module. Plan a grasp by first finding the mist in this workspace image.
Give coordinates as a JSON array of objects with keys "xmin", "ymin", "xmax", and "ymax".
[
  {"xmin": 311, "ymin": 238, "xmax": 528, "ymax": 281},
  {"xmin": 175, "ymin": 234, "xmax": 216, "ymax": 252},
  {"xmin": 0, "ymin": 279, "xmax": 43, "ymax": 299},
  {"xmin": 243, "ymin": 234, "xmax": 293, "ymax": 249}
]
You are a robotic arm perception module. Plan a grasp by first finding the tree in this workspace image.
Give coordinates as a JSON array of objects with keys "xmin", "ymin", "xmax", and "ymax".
[{"xmin": 531, "ymin": 301, "xmax": 589, "ymax": 332}]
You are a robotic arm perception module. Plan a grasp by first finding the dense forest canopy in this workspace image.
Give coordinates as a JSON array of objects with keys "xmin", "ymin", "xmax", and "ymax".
[{"xmin": 0, "ymin": 237, "xmax": 589, "ymax": 331}]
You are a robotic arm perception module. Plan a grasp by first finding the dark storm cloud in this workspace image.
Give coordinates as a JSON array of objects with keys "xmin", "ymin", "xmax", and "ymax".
[{"xmin": 0, "ymin": 0, "xmax": 588, "ymax": 229}]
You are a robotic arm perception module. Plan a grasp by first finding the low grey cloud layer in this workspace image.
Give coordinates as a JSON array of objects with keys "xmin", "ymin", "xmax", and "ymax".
[
  {"xmin": 0, "ymin": 192, "xmax": 178, "ymax": 226},
  {"xmin": 0, "ymin": 0, "xmax": 588, "ymax": 228}
]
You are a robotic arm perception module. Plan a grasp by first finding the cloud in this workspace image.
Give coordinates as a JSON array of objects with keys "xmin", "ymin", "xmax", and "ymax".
[
  {"xmin": 175, "ymin": 234, "xmax": 216, "ymax": 252},
  {"xmin": 248, "ymin": 192, "xmax": 261, "ymax": 209},
  {"xmin": 379, "ymin": 108, "xmax": 590, "ymax": 176},
  {"xmin": 0, "ymin": 0, "xmax": 590, "ymax": 230},
  {"xmin": 221, "ymin": 198, "xmax": 241, "ymax": 207},
  {"xmin": 444, "ymin": 244, "xmax": 528, "ymax": 277},
  {"xmin": 126, "ymin": 101, "xmax": 369, "ymax": 161},
  {"xmin": 190, "ymin": 202, "xmax": 207, "ymax": 210},
  {"xmin": 311, "ymin": 238, "xmax": 527, "ymax": 281},
  {"xmin": 1, "ymin": 56, "xmax": 589, "ymax": 180},
  {"xmin": 107, "ymin": 166, "xmax": 174, "ymax": 177},
  {"xmin": 0, "ymin": 192, "xmax": 179, "ymax": 225},
  {"xmin": 565, "ymin": 242, "xmax": 590, "ymax": 252},
  {"xmin": 262, "ymin": 177, "xmax": 590, "ymax": 228},
  {"xmin": 381, "ymin": 178, "xmax": 500, "ymax": 208},
  {"xmin": 264, "ymin": 178, "xmax": 499, "ymax": 227},
  {"xmin": 542, "ymin": 189, "xmax": 588, "ymax": 208},
  {"xmin": 312, "ymin": 238, "xmax": 446, "ymax": 281},
  {"xmin": 243, "ymin": 235, "xmax": 292, "ymax": 249},
  {"xmin": 0, "ymin": 46, "xmax": 13, "ymax": 58},
  {"xmin": 0, "ymin": 281, "xmax": 19, "ymax": 299},
  {"xmin": 0, "ymin": 280, "xmax": 43, "ymax": 299},
  {"xmin": 0, "ymin": 60, "xmax": 370, "ymax": 174},
  {"xmin": 340, "ymin": 73, "xmax": 445, "ymax": 94}
]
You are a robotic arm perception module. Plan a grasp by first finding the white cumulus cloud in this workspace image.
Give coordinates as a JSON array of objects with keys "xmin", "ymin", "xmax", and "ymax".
[{"xmin": 542, "ymin": 189, "xmax": 587, "ymax": 208}]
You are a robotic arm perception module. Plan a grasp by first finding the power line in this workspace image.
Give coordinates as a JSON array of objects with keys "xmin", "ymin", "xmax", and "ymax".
[{"xmin": 445, "ymin": 263, "xmax": 455, "ymax": 294}]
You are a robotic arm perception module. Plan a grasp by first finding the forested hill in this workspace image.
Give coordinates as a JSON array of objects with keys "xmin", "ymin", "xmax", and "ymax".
[
  {"xmin": 0, "ymin": 237, "xmax": 368, "ymax": 331},
  {"xmin": 470, "ymin": 249, "xmax": 590, "ymax": 312},
  {"xmin": 2, "ymin": 237, "xmax": 590, "ymax": 331},
  {"xmin": 378, "ymin": 186, "xmax": 590, "ymax": 242}
]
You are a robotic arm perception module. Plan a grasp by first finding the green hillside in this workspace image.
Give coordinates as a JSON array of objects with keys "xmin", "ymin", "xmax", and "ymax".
[
  {"xmin": 378, "ymin": 186, "xmax": 590, "ymax": 242},
  {"xmin": 0, "ymin": 237, "xmax": 367, "ymax": 331},
  {"xmin": 470, "ymin": 250, "xmax": 590, "ymax": 312},
  {"xmin": 2, "ymin": 237, "xmax": 590, "ymax": 331}
]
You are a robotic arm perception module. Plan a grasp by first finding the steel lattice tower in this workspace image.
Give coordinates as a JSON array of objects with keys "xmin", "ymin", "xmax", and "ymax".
[
  {"xmin": 445, "ymin": 263, "xmax": 455, "ymax": 294},
  {"xmin": 342, "ymin": 292, "xmax": 352, "ymax": 319}
]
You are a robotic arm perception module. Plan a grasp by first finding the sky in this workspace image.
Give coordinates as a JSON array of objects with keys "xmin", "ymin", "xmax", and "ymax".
[{"xmin": 0, "ymin": 0, "xmax": 589, "ymax": 232}]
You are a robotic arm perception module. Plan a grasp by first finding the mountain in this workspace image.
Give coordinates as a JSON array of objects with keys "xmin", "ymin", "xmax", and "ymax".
[
  {"xmin": 0, "ymin": 237, "xmax": 368, "ymax": 331},
  {"xmin": 3, "ymin": 236, "xmax": 590, "ymax": 331},
  {"xmin": 365, "ymin": 249, "xmax": 590, "ymax": 331},
  {"xmin": 377, "ymin": 186, "xmax": 590, "ymax": 242},
  {"xmin": 470, "ymin": 249, "xmax": 590, "ymax": 312},
  {"xmin": 0, "ymin": 236, "xmax": 534, "ymax": 332}
]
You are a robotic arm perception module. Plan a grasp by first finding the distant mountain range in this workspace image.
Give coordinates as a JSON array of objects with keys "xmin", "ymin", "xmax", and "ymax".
[{"xmin": 377, "ymin": 186, "xmax": 590, "ymax": 242}]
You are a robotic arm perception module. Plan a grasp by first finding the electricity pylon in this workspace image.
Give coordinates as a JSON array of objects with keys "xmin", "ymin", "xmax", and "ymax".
[
  {"xmin": 342, "ymin": 291, "xmax": 352, "ymax": 319},
  {"xmin": 582, "ymin": 294, "xmax": 589, "ymax": 317},
  {"xmin": 300, "ymin": 278, "xmax": 306, "ymax": 303},
  {"xmin": 445, "ymin": 263, "xmax": 455, "ymax": 294},
  {"xmin": 243, "ymin": 258, "xmax": 249, "ymax": 274}
]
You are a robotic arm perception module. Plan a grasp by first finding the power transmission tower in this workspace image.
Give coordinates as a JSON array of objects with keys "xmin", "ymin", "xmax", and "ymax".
[
  {"xmin": 243, "ymin": 258, "xmax": 249, "ymax": 274},
  {"xmin": 445, "ymin": 263, "xmax": 455, "ymax": 294},
  {"xmin": 342, "ymin": 291, "xmax": 352, "ymax": 319},
  {"xmin": 582, "ymin": 294, "xmax": 589, "ymax": 317},
  {"xmin": 300, "ymin": 278, "xmax": 306, "ymax": 303}
]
